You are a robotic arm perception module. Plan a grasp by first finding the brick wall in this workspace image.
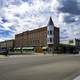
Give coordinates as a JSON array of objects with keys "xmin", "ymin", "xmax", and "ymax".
[{"xmin": 15, "ymin": 27, "xmax": 47, "ymax": 48}]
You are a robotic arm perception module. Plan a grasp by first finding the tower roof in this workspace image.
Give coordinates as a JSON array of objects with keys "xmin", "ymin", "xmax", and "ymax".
[{"xmin": 48, "ymin": 17, "xmax": 54, "ymax": 25}]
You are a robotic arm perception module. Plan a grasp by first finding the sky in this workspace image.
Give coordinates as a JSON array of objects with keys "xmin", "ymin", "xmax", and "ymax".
[{"xmin": 0, "ymin": 0, "xmax": 80, "ymax": 41}]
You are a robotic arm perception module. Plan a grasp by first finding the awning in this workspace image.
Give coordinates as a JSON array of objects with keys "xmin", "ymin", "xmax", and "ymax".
[
  {"xmin": 22, "ymin": 47, "xmax": 34, "ymax": 49},
  {"xmin": 42, "ymin": 47, "xmax": 47, "ymax": 49}
]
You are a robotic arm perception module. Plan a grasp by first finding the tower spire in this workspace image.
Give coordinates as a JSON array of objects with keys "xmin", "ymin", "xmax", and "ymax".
[{"xmin": 48, "ymin": 17, "xmax": 54, "ymax": 25}]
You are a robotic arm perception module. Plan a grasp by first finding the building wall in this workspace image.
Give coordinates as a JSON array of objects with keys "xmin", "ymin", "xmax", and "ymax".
[
  {"xmin": 47, "ymin": 26, "xmax": 59, "ymax": 53},
  {"xmin": 47, "ymin": 25, "xmax": 54, "ymax": 44},
  {"xmin": 0, "ymin": 40, "xmax": 14, "ymax": 48},
  {"xmin": 0, "ymin": 41, "xmax": 6, "ymax": 48},
  {"xmin": 15, "ymin": 27, "xmax": 47, "ymax": 48},
  {"xmin": 54, "ymin": 27, "xmax": 59, "ymax": 45},
  {"xmin": 7, "ymin": 40, "xmax": 15, "ymax": 48},
  {"xmin": 15, "ymin": 33, "xmax": 23, "ymax": 47},
  {"xmin": 60, "ymin": 39, "xmax": 80, "ymax": 46},
  {"xmin": 75, "ymin": 39, "xmax": 80, "ymax": 47}
]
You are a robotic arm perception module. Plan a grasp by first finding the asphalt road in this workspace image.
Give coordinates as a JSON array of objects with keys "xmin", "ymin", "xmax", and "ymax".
[{"xmin": 0, "ymin": 55, "xmax": 80, "ymax": 80}]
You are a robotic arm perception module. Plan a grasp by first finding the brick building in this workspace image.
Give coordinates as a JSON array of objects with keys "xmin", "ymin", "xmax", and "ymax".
[
  {"xmin": 15, "ymin": 27, "xmax": 47, "ymax": 48},
  {"xmin": 15, "ymin": 17, "xmax": 59, "ymax": 53}
]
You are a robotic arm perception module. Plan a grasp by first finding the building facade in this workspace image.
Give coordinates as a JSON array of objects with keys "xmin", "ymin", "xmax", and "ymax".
[
  {"xmin": 0, "ymin": 39, "xmax": 15, "ymax": 53},
  {"xmin": 47, "ymin": 17, "xmax": 59, "ymax": 53},
  {"xmin": 15, "ymin": 27, "xmax": 47, "ymax": 47},
  {"xmin": 60, "ymin": 39, "xmax": 80, "ymax": 46},
  {"xmin": 60, "ymin": 39, "xmax": 80, "ymax": 53},
  {"xmin": 15, "ymin": 17, "xmax": 59, "ymax": 53}
]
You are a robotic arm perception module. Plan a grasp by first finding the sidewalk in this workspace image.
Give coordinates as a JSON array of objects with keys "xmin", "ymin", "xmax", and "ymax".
[
  {"xmin": 8, "ymin": 53, "xmax": 53, "ymax": 58},
  {"xmin": 0, "ymin": 55, "xmax": 7, "ymax": 59}
]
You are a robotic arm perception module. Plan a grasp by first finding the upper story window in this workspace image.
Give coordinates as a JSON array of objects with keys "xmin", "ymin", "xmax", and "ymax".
[
  {"xmin": 47, "ymin": 30, "xmax": 53, "ymax": 35},
  {"xmin": 50, "ymin": 30, "xmax": 52, "ymax": 35},
  {"xmin": 50, "ymin": 38, "xmax": 52, "ymax": 42}
]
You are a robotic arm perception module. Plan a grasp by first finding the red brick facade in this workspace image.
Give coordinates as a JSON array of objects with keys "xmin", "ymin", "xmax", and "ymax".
[{"xmin": 15, "ymin": 27, "xmax": 47, "ymax": 48}]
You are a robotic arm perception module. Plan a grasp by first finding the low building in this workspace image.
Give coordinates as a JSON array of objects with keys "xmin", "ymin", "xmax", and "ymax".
[
  {"xmin": 60, "ymin": 39, "xmax": 80, "ymax": 53},
  {"xmin": 61, "ymin": 39, "xmax": 80, "ymax": 46},
  {"xmin": 0, "ymin": 39, "xmax": 15, "ymax": 52}
]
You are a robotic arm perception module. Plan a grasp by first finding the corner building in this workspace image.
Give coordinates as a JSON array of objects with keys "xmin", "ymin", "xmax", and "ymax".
[{"xmin": 15, "ymin": 17, "xmax": 59, "ymax": 53}]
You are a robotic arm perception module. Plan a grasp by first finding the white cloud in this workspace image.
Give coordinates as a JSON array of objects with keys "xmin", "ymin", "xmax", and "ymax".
[
  {"xmin": 0, "ymin": 0, "xmax": 80, "ymax": 41},
  {"xmin": 59, "ymin": 13, "xmax": 65, "ymax": 23}
]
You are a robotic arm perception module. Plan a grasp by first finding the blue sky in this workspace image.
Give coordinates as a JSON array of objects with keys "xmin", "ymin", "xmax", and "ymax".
[{"xmin": 0, "ymin": 0, "xmax": 80, "ymax": 41}]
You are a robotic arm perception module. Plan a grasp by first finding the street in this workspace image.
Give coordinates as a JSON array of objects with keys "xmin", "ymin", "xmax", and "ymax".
[{"xmin": 0, "ymin": 55, "xmax": 80, "ymax": 80}]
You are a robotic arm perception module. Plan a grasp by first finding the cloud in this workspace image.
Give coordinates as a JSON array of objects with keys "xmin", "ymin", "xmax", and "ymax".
[
  {"xmin": 0, "ymin": 0, "xmax": 80, "ymax": 41},
  {"xmin": 59, "ymin": 13, "xmax": 78, "ymax": 23},
  {"xmin": 57, "ymin": 0, "xmax": 80, "ymax": 40},
  {"xmin": 58, "ymin": 0, "xmax": 80, "ymax": 15}
]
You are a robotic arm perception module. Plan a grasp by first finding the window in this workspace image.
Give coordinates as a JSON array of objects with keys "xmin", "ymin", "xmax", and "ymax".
[
  {"xmin": 47, "ymin": 30, "xmax": 52, "ymax": 35},
  {"xmin": 50, "ymin": 38, "xmax": 52, "ymax": 42},
  {"xmin": 50, "ymin": 30, "xmax": 52, "ymax": 35}
]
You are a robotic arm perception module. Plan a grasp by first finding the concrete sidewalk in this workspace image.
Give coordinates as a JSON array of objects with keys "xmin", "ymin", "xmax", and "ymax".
[
  {"xmin": 0, "ymin": 55, "xmax": 8, "ymax": 59},
  {"xmin": 0, "ymin": 53, "xmax": 80, "ymax": 59}
]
